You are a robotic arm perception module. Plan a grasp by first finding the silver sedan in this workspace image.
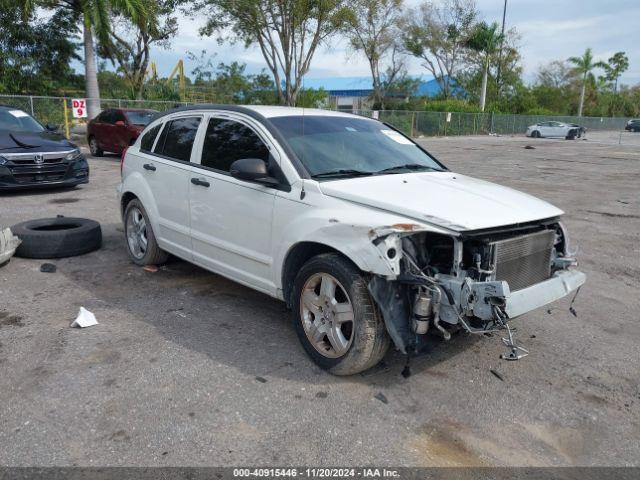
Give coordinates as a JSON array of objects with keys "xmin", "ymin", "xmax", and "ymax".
[{"xmin": 526, "ymin": 121, "xmax": 581, "ymax": 139}]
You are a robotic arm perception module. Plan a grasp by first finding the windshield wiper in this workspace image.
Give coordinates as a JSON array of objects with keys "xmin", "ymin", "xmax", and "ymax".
[
  {"xmin": 312, "ymin": 169, "xmax": 375, "ymax": 179},
  {"xmin": 375, "ymin": 163, "xmax": 441, "ymax": 174}
]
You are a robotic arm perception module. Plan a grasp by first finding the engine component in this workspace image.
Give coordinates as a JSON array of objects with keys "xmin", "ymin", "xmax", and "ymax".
[{"xmin": 412, "ymin": 288, "xmax": 432, "ymax": 334}]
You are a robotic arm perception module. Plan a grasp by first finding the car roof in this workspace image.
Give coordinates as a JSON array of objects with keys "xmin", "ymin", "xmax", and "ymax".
[
  {"xmin": 152, "ymin": 104, "xmax": 363, "ymax": 121},
  {"xmin": 104, "ymin": 108, "xmax": 157, "ymax": 113},
  {"xmin": 242, "ymin": 105, "xmax": 358, "ymax": 119},
  {"xmin": 120, "ymin": 108, "xmax": 157, "ymax": 112}
]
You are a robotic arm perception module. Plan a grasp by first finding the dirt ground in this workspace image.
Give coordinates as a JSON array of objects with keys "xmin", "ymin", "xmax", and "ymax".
[{"xmin": 0, "ymin": 134, "xmax": 638, "ymax": 467}]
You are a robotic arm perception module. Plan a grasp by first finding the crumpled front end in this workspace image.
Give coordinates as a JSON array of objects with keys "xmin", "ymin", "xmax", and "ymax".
[{"xmin": 367, "ymin": 219, "xmax": 585, "ymax": 358}]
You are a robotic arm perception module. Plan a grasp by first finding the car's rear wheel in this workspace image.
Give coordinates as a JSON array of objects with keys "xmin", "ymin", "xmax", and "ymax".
[
  {"xmin": 123, "ymin": 199, "xmax": 168, "ymax": 266},
  {"xmin": 292, "ymin": 253, "xmax": 390, "ymax": 376},
  {"xmin": 89, "ymin": 136, "xmax": 103, "ymax": 157}
]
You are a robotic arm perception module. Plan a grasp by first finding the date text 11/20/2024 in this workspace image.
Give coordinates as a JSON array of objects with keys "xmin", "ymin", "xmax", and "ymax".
[{"xmin": 233, "ymin": 468, "xmax": 400, "ymax": 477}]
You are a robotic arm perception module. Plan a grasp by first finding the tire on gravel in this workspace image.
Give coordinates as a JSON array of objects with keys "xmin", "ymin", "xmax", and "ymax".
[
  {"xmin": 292, "ymin": 253, "xmax": 390, "ymax": 376},
  {"xmin": 123, "ymin": 198, "xmax": 168, "ymax": 266},
  {"xmin": 12, "ymin": 217, "xmax": 102, "ymax": 259}
]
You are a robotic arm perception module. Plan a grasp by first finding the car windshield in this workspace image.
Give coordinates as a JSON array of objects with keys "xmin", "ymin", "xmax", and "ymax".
[
  {"xmin": 270, "ymin": 115, "xmax": 445, "ymax": 178},
  {"xmin": 125, "ymin": 110, "xmax": 156, "ymax": 126},
  {"xmin": 0, "ymin": 109, "xmax": 45, "ymax": 133}
]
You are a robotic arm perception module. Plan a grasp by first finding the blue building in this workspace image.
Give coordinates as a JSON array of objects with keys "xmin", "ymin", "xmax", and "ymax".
[{"xmin": 299, "ymin": 76, "xmax": 444, "ymax": 110}]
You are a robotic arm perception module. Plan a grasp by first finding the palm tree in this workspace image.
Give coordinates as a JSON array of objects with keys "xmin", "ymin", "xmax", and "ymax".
[
  {"xmin": 20, "ymin": 0, "xmax": 151, "ymax": 119},
  {"xmin": 568, "ymin": 48, "xmax": 599, "ymax": 117},
  {"xmin": 465, "ymin": 21, "xmax": 504, "ymax": 112}
]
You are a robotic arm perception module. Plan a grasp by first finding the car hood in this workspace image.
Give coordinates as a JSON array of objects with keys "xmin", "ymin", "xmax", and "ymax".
[
  {"xmin": 318, "ymin": 171, "xmax": 563, "ymax": 231},
  {"xmin": 0, "ymin": 130, "xmax": 75, "ymax": 152}
]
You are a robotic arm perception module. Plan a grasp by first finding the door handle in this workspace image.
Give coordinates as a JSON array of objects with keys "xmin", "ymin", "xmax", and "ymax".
[
  {"xmin": 143, "ymin": 163, "xmax": 156, "ymax": 171},
  {"xmin": 191, "ymin": 177, "xmax": 210, "ymax": 187}
]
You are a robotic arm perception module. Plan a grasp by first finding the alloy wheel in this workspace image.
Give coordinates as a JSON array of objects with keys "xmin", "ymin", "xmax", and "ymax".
[
  {"xmin": 300, "ymin": 272, "xmax": 355, "ymax": 358},
  {"xmin": 126, "ymin": 206, "xmax": 148, "ymax": 259}
]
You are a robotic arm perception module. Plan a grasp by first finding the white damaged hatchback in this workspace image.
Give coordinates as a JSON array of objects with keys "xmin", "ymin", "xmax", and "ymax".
[{"xmin": 117, "ymin": 106, "xmax": 586, "ymax": 375}]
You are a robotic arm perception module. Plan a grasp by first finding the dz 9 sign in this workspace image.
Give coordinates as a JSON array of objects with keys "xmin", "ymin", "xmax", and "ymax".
[{"xmin": 71, "ymin": 99, "xmax": 87, "ymax": 118}]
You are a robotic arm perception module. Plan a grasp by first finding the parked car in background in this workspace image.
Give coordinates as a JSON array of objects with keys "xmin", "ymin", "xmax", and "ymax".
[
  {"xmin": 87, "ymin": 108, "xmax": 157, "ymax": 156},
  {"xmin": 625, "ymin": 119, "xmax": 640, "ymax": 132},
  {"xmin": 0, "ymin": 105, "xmax": 88, "ymax": 190},
  {"xmin": 526, "ymin": 121, "xmax": 581, "ymax": 139},
  {"xmin": 118, "ymin": 105, "xmax": 585, "ymax": 375}
]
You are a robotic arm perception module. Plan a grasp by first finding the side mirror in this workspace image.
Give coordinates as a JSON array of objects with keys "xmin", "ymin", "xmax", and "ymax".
[
  {"xmin": 230, "ymin": 158, "xmax": 279, "ymax": 186},
  {"xmin": 45, "ymin": 123, "xmax": 59, "ymax": 132},
  {"xmin": 115, "ymin": 120, "xmax": 126, "ymax": 126}
]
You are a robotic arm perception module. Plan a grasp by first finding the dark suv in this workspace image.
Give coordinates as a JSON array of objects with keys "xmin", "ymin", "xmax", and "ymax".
[
  {"xmin": 625, "ymin": 119, "xmax": 640, "ymax": 132},
  {"xmin": 87, "ymin": 108, "xmax": 157, "ymax": 156},
  {"xmin": 0, "ymin": 105, "xmax": 89, "ymax": 190}
]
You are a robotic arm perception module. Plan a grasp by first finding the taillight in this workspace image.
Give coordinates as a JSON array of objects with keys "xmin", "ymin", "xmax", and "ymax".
[{"xmin": 120, "ymin": 147, "xmax": 128, "ymax": 177}]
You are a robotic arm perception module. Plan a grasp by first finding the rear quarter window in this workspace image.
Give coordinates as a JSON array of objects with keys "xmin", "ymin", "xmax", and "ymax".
[{"xmin": 140, "ymin": 124, "xmax": 161, "ymax": 152}]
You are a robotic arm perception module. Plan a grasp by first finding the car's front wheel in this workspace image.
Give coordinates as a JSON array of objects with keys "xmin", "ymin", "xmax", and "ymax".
[
  {"xmin": 532, "ymin": 130, "xmax": 541, "ymax": 138},
  {"xmin": 123, "ymin": 199, "xmax": 168, "ymax": 266},
  {"xmin": 292, "ymin": 253, "xmax": 390, "ymax": 375}
]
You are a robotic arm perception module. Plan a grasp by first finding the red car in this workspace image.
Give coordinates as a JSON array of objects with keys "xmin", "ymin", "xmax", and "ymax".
[{"xmin": 87, "ymin": 108, "xmax": 157, "ymax": 156}]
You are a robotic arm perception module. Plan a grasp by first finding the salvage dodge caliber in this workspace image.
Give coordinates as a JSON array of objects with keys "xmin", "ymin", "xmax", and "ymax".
[{"xmin": 118, "ymin": 106, "xmax": 585, "ymax": 375}]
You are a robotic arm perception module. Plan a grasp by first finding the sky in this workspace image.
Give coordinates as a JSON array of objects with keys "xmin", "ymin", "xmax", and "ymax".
[{"xmin": 94, "ymin": 0, "xmax": 640, "ymax": 86}]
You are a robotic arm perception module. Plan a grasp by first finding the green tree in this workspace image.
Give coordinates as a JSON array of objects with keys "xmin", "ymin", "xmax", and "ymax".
[
  {"xmin": 19, "ymin": 0, "xmax": 153, "ymax": 118},
  {"xmin": 193, "ymin": 0, "xmax": 352, "ymax": 106},
  {"xmin": 568, "ymin": 48, "xmax": 600, "ymax": 117},
  {"xmin": 597, "ymin": 51, "xmax": 629, "ymax": 93},
  {"xmin": 99, "ymin": 1, "xmax": 178, "ymax": 99},
  {"xmin": 345, "ymin": 0, "xmax": 404, "ymax": 108},
  {"xmin": 456, "ymin": 27, "xmax": 521, "ymax": 112},
  {"xmin": 186, "ymin": 51, "xmax": 277, "ymax": 104},
  {"xmin": 464, "ymin": 21, "xmax": 504, "ymax": 111},
  {"xmin": 402, "ymin": 0, "xmax": 478, "ymax": 98},
  {"xmin": 0, "ymin": 1, "xmax": 79, "ymax": 94},
  {"xmin": 536, "ymin": 60, "xmax": 574, "ymax": 88}
]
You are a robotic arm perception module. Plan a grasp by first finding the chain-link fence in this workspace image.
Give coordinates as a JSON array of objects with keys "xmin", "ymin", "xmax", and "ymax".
[
  {"xmin": 352, "ymin": 109, "xmax": 630, "ymax": 137},
  {"xmin": 1, "ymin": 94, "xmax": 635, "ymax": 145},
  {"xmin": 0, "ymin": 94, "xmax": 189, "ymax": 128}
]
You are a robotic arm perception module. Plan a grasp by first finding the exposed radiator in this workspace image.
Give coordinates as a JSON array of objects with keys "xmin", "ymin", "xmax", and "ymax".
[{"xmin": 492, "ymin": 229, "xmax": 555, "ymax": 291}]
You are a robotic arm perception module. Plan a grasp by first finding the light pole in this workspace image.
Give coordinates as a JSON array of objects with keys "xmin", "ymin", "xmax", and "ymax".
[{"xmin": 496, "ymin": 0, "xmax": 508, "ymax": 95}]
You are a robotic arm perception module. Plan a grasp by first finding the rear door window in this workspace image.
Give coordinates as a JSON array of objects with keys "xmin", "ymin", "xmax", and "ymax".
[
  {"xmin": 154, "ymin": 117, "xmax": 201, "ymax": 162},
  {"xmin": 200, "ymin": 118, "xmax": 270, "ymax": 173}
]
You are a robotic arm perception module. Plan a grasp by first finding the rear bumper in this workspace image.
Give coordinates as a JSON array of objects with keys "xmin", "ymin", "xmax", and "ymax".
[{"xmin": 505, "ymin": 269, "xmax": 586, "ymax": 318}]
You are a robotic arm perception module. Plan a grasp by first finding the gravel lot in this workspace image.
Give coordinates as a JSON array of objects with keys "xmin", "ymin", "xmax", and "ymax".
[{"xmin": 0, "ymin": 134, "xmax": 638, "ymax": 467}]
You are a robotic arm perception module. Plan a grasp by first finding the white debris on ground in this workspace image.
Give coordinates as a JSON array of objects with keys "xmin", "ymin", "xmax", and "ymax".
[
  {"xmin": 70, "ymin": 307, "xmax": 99, "ymax": 328},
  {"xmin": 0, "ymin": 227, "xmax": 21, "ymax": 266}
]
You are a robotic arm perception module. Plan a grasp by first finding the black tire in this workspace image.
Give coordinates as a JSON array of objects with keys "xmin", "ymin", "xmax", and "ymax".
[
  {"xmin": 88, "ymin": 136, "xmax": 103, "ymax": 157},
  {"xmin": 532, "ymin": 130, "xmax": 541, "ymax": 138},
  {"xmin": 292, "ymin": 253, "xmax": 390, "ymax": 376},
  {"xmin": 12, "ymin": 217, "xmax": 102, "ymax": 259},
  {"xmin": 123, "ymin": 198, "xmax": 168, "ymax": 266},
  {"xmin": 566, "ymin": 129, "xmax": 577, "ymax": 140}
]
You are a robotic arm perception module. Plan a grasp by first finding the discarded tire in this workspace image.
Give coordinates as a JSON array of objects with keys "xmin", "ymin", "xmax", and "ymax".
[{"xmin": 12, "ymin": 217, "xmax": 102, "ymax": 259}]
